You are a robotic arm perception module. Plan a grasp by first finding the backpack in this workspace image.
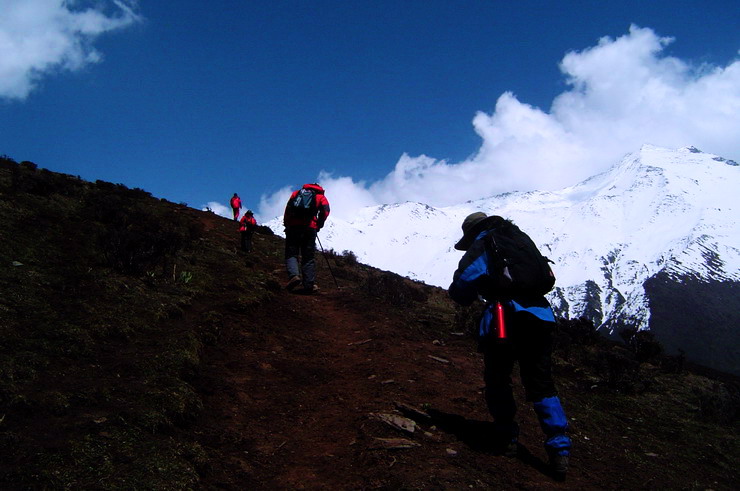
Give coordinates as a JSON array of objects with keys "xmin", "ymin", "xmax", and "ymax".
[
  {"xmin": 483, "ymin": 220, "xmax": 555, "ymax": 298},
  {"xmin": 289, "ymin": 188, "xmax": 317, "ymax": 216}
]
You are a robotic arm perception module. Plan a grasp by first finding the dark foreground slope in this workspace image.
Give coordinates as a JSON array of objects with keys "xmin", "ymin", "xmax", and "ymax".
[{"xmin": 1, "ymin": 158, "xmax": 738, "ymax": 489}]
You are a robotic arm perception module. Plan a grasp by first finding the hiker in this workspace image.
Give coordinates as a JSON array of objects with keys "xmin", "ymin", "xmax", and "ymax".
[
  {"xmin": 230, "ymin": 193, "xmax": 242, "ymax": 221},
  {"xmin": 283, "ymin": 183, "xmax": 330, "ymax": 294},
  {"xmin": 239, "ymin": 209, "xmax": 257, "ymax": 252},
  {"xmin": 448, "ymin": 212, "xmax": 571, "ymax": 478}
]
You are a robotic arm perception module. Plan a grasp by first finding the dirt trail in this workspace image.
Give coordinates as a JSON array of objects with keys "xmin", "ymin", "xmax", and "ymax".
[{"xmin": 191, "ymin": 249, "xmax": 593, "ymax": 490}]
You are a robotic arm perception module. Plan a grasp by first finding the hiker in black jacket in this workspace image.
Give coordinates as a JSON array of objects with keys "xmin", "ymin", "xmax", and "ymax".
[{"xmin": 449, "ymin": 212, "xmax": 571, "ymax": 478}]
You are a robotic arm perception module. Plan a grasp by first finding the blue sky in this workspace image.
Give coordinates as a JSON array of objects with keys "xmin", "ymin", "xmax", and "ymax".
[{"xmin": 1, "ymin": 1, "xmax": 738, "ymax": 221}]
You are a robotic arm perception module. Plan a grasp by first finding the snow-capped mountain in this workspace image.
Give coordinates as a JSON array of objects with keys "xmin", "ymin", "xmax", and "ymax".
[{"xmin": 268, "ymin": 145, "xmax": 740, "ymax": 374}]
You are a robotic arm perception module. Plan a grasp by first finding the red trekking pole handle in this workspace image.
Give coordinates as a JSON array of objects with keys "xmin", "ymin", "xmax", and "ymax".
[{"xmin": 495, "ymin": 301, "xmax": 507, "ymax": 339}]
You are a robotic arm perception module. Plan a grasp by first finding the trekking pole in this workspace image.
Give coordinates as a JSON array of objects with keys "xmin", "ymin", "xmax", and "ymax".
[{"xmin": 316, "ymin": 234, "xmax": 340, "ymax": 288}]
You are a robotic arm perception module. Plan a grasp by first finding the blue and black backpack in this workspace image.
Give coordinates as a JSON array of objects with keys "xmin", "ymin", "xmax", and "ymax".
[
  {"xmin": 483, "ymin": 219, "xmax": 555, "ymax": 298},
  {"xmin": 290, "ymin": 187, "xmax": 317, "ymax": 217}
]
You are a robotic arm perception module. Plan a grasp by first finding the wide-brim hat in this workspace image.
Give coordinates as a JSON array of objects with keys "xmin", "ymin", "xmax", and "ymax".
[{"xmin": 454, "ymin": 212, "xmax": 492, "ymax": 251}]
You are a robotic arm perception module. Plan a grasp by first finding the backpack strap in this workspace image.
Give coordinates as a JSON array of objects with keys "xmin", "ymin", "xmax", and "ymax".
[{"xmin": 483, "ymin": 227, "xmax": 506, "ymax": 276}]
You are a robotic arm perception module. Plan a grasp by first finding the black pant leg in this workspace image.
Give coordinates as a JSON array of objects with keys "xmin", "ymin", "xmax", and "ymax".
[
  {"xmin": 511, "ymin": 312, "xmax": 557, "ymax": 402},
  {"xmin": 482, "ymin": 342, "xmax": 517, "ymax": 425}
]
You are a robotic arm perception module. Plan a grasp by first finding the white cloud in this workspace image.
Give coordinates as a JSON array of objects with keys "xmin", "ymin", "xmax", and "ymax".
[
  {"xmin": 0, "ymin": 0, "xmax": 141, "ymax": 100},
  {"xmin": 253, "ymin": 174, "xmax": 378, "ymax": 226},
  {"xmin": 256, "ymin": 185, "xmax": 294, "ymax": 225},
  {"xmin": 258, "ymin": 25, "xmax": 740, "ymax": 221}
]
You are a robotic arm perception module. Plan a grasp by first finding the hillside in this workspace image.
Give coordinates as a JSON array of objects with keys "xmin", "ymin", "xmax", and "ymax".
[{"xmin": 1, "ymin": 157, "xmax": 738, "ymax": 489}]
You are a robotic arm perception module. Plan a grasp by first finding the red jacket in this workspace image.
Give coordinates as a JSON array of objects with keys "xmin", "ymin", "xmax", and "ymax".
[
  {"xmin": 230, "ymin": 196, "xmax": 242, "ymax": 209},
  {"xmin": 239, "ymin": 214, "xmax": 256, "ymax": 232},
  {"xmin": 283, "ymin": 183, "xmax": 330, "ymax": 230}
]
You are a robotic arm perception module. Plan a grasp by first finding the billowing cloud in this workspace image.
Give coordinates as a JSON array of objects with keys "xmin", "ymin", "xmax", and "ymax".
[
  {"xmin": 257, "ymin": 25, "xmax": 740, "ymax": 220},
  {"xmin": 0, "ymin": 0, "xmax": 141, "ymax": 100},
  {"xmin": 256, "ymin": 185, "xmax": 295, "ymax": 223}
]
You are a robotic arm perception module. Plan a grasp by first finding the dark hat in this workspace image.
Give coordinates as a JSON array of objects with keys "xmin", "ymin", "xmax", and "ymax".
[
  {"xmin": 246, "ymin": 209, "xmax": 253, "ymax": 215},
  {"xmin": 454, "ymin": 212, "xmax": 489, "ymax": 251}
]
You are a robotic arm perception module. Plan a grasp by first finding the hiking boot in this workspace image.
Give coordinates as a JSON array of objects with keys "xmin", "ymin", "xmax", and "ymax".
[
  {"xmin": 549, "ymin": 452, "xmax": 569, "ymax": 478},
  {"xmin": 286, "ymin": 275, "xmax": 302, "ymax": 291},
  {"xmin": 300, "ymin": 284, "xmax": 320, "ymax": 295}
]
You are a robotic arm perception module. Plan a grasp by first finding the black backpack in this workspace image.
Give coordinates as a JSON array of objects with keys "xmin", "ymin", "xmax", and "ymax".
[
  {"xmin": 289, "ymin": 188, "xmax": 317, "ymax": 216},
  {"xmin": 483, "ymin": 220, "xmax": 555, "ymax": 298}
]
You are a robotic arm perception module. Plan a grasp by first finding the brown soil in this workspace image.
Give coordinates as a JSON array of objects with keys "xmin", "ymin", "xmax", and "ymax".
[{"xmin": 185, "ymin": 212, "xmax": 646, "ymax": 490}]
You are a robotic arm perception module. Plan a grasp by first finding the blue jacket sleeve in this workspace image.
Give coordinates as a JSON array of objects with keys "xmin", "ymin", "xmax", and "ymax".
[{"xmin": 448, "ymin": 238, "xmax": 488, "ymax": 306}]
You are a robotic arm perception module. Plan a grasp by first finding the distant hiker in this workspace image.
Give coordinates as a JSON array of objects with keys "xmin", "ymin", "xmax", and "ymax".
[
  {"xmin": 239, "ymin": 209, "xmax": 257, "ymax": 252},
  {"xmin": 448, "ymin": 212, "xmax": 571, "ymax": 478},
  {"xmin": 230, "ymin": 193, "xmax": 242, "ymax": 221},
  {"xmin": 283, "ymin": 183, "xmax": 330, "ymax": 294}
]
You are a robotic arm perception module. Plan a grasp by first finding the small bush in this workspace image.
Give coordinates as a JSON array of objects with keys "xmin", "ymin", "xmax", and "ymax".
[
  {"xmin": 452, "ymin": 302, "xmax": 485, "ymax": 337},
  {"xmin": 340, "ymin": 250, "xmax": 358, "ymax": 266},
  {"xmin": 620, "ymin": 327, "xmax": 663, "ymax": 363},
  {"xmin": 7, "ymin": 164, "xmax": 60, "ymax": 196},
  {"xmin": 363, "ymin": 271, "xmax": 428, "ymax": 307},
  {"xmin": 696, "ymin": 382, "xmax": 740, "ymax": 424},
  {"xmin": 101, "ymin": 215, "xmax": 187, "ymax": 275},
  {"xmin": 660, "ymin": 349, "xmax": 686, "ymax": 374},
  {"xmin": 255, "ymin": 224, "xmax": 274, "ymax": 235},
  {"xmin": 594, "ymin": 347, "xmax": 653, "ymax": 394},
  {"xmin": 0, "ymin": 154, "xmax": 18, "ymax": 165},
  {"xmin": 79, "ymin": 184, "xmax": 205, "ymax": 276},
  {"xmin": 558, "ymin": 317, "xmax": 599, "ymax": 345}
]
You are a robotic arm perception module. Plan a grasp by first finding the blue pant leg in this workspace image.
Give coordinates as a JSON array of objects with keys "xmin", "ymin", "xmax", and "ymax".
[{"xmin": 533, "ymin": 396, "xmax": 571, "ymax": 455}]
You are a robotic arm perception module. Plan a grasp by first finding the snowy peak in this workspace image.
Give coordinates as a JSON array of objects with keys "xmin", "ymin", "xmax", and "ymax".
[{"xmin": 268, "ymin": 145, "xmax": 739, "ymax": 373}]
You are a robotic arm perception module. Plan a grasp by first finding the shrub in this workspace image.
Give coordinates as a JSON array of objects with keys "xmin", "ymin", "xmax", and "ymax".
[
  {"xmin": 620, "ymin": 327, "xmax": 663, "ymax": 363},
  {"xmin": 340, "ymin": 250, "xmax": 358, "ymax": 266},
  {"xmin": 594, "ymin": 347, "xmax": 653, "ymax": 394},
  {"xmin": 363, "ymin": 271, "xmax": 428, "ymax": 307},
  {"xmin": 558, "ymin": 317, "xmax": 599, "ymax": 345},
  {"xmin": 101, "ymin": 212, "xmax": 188, "ymax": 275},
  {"xmin": 696, "ymin": 382, "xmax": 740, "ymax": 424},
  {"xmin": 83, "ymin": 189, "xmax": 195, "ymax": 275},
  {"xmin": 0, "ymin": 154, "xmax": 18, "ymax": 165},
  {"xmin": 660, "ymin": 349, "xmax": 686, "ymax": 374},
  {"xmin": 452, "ymin": 303, "xmax": 485, "ymax": 336},
  {"xmin": 5, "ymin": 163, "xmax": 61, "ymax": 196},
  {"xmin": 255, "ymin": 224, "xmax": 274, "ymax": 235}
]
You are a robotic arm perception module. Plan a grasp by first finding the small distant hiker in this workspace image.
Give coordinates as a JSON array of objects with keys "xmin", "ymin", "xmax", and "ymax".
[
  {"xmin": 230, "ymin": 193, "xmax": 242, "ymax": 221},
  {"xmin": 283, "ymin": 183, "xmax": 330, "ymax": 294},
  {"xmin": 239, "ymin": 210, "xmax": 257, "ymax": 252},
  {"xmin": 448, "ymin": 212, "xmax": 571, "ymax": 478}
]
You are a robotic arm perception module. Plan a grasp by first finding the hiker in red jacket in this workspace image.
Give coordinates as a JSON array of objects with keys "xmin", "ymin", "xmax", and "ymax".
[
  {"xmin": 283, "ymin": 183, "xmax": 330, "ymax": 294},
  {"xmin": 230, "ymin": 193, "xmax": 242, "ymax": 221},
  {"xmin": 239, "ymin": 210, "xmax": 257, "ymax": 252}
]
